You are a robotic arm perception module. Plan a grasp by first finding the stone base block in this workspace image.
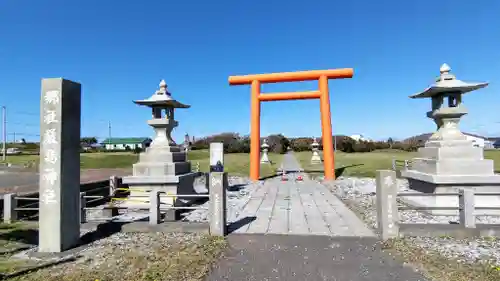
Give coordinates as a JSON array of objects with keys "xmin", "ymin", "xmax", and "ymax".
[
  {"xmin": 401, "ymin": 175, "xmax": 500, "ymax": 216},
  {"xmin": 122, "ymin": 172, "xmax": 203, "ymax": 221},
  {"xmin": 139, "ymin": 150, "xmax": 187, "ymax": 163},
  {"xmin": 133, "ymin": 161, "xmax": 191, "ymax": 176},
  {"xmin": 425, "ymin": 139, "xmax": 474, "ymax": 148},
  {"xmin": 311, "ymin": 157, "xmax": 322, "ymax": 165},
  {"xmin": 417, "ymin": 145, "xmax": 484, "ymax": 160},
  {"xmin": 411, "ymin": 158, "xmax": 494, "ymax": 176}
]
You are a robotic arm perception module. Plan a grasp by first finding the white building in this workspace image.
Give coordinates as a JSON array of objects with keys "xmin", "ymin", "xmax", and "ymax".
[
  {"xmin": 101, "ymin": 137, "xmax": 152, "ymax": 151},
  {"xmin": 464, "ymin": 133, "xmax": 494, "ymax": 149},
  {"xmin": 349, "ymin": 134, "xmax": 371, "ymax": 142}
]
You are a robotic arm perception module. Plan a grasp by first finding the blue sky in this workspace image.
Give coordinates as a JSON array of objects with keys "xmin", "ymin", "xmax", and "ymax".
[{"xmin": 1, "ymin": 0, "xmax": 499, "ymax": 143}]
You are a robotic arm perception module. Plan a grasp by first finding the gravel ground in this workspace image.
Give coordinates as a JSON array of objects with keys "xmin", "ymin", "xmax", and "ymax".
[
  {"xmin": 319, "ymin": 176, "xmax": 500, "ymax": 266},
  {"xmin": 181, "ymin": 176, "xmax": 258, "ymax": 223}
]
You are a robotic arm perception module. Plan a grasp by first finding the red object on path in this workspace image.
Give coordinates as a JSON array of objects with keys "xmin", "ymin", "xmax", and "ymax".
[
  {"xmin": 296, "ymin": 175, "xmax": 303, "ymax": 181},
  {"xmin": 281, "ymin": 172, "xmax": 288, "ymax": 181}
]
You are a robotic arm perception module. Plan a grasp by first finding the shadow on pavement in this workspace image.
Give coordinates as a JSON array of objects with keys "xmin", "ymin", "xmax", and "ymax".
[
  {"xmin": 227, "ymin": 216, "xmax": 256, "ymax": 234},
  {"xmin": 297, "ymin": 164, "xmax": 365, "ymax": 178},
  {"xmin": 0, "ymin": 227, "xmax": 38, "ymax": 245}
]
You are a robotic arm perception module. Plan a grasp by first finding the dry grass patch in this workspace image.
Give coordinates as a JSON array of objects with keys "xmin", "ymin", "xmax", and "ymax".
[
  {"xmin": 0, "ymin": 222, "xmax": 43, "ymax": 275},
  {"xmin": 3, "ymin": 231, "xmax": 227, "ymax": 281},
  {"xmin": 382, "ymin": 238, "xmax": 500, "ymax": 281}
]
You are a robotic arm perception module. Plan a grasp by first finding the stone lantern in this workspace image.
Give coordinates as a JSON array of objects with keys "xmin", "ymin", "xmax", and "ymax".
[
  {"xmin": 122, "ymin": 80, "xmax": 201, "ymax": 220},
  {"xmin": 401, "ymin": 64, "xmax": 500, "ymax": 215},
  {"xmin": 310, "ymin": 137, "xmax": 322, "ymax": 164},
  {"xmin": 183, "ymin": 133, "xmax": 190, "ymax": 152},
  {"xmin": 260, "ymin": 139, "xmax": 270, "ymax": 164}
]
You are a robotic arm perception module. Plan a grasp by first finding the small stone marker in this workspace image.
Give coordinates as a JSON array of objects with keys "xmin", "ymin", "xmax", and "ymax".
[
  {"xmin": 375, "ymin": 170, "xmax": 399, "ymax": 240},
  {"xmin": 210, "ymin": 142, "xmax": 224, "ymax": 170},
  {"xmin": 459, "ymin": 188, "xmax": 475, "ymax": 228},
  {"xmin": 209, "ymin": 142, "xmax": 228, "ymax": 187},
  {"xmin": 209, "ymin": 172, "xmax": 227, "ymax": 236},
  {"xmin": 149, "ymin": 189, "xmax": 161, "ymax": 225},
  {"xmin": 3, "ymin": 193, "xmax": 17, "ymax": 223},
  {"xmin": 38, "ymin": 78, "xmax": 81, "ymax": 253}
]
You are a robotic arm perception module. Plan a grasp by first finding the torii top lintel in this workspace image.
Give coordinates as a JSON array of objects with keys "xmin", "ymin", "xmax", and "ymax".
[{"xmin": 228, "ymin": 68, "xmax": 354, "ymax": 85}]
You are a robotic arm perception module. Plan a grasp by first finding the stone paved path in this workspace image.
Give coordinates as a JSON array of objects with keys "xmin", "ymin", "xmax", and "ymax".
[
  {"xmin": 207, "ymin": 154, "xmax": 428, "ymax": 280},
  {"xmin": 229, "ymin": 153, "xmax": 374, "ymax": 237},
  {"xmin": 206, "ymin": 234, "xmax": 429, "ymax": 281}
]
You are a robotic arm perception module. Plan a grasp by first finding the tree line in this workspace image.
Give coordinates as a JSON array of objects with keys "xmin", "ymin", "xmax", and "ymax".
[
  {"xmin": 8, "ymin": 135, "xmax": 422, "ymax": 154},
  {"xmin": 190, "ymin": 133, "xmax": 421, "ymax": 153}
]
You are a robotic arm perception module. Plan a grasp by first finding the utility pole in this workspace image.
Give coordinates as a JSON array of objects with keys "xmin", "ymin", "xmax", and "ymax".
[
  {"xmin": 2, "ymin": 106, "xmax": 6, "ymax": 161},
  {"xmin": 108, "ymin": 121, "xmax": 112, "ymax": 149}
]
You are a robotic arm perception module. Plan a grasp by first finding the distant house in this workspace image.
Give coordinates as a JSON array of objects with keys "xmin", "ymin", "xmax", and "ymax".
[
  {"xmin": 492, "ymin": 139, "xmax": 500, "ymax": 149},
  {"xmin": 81, "ymin": 143, "xmax": 102, "ymax": 151},
  {"xmin": 463, "ymin": 133, "xmax": 494, "ymax": 149},
  {"xmin": 101, "ymin": 137, "xmax": 152, "ymax": 151}
]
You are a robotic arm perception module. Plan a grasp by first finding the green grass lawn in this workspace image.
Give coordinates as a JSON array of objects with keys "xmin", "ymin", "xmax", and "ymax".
[
  {"xmin": 187, "ymin": 150, "xmax": 282, "ymax": 178},
  {"xmin": 295, "ymin": 149, "xmax": 500, "ymax": 178},
  {"xmin": 1, "ymin": 150, "xmax": 283, "ymax": 178}
]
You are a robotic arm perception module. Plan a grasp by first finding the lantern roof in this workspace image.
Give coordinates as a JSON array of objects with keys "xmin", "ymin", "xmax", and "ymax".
[
  {"xmin": 134, "ymin": 80, "xmax": 190, "ymax": 108},
  {"xmin": 409, "ymin": 64, "xmax": 488, "ymax": 99}
]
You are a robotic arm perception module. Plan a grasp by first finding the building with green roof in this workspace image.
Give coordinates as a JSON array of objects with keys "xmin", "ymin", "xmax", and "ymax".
[{"xmin": 100, "ymin": 137, "xmax": 152, "ymax": 150}]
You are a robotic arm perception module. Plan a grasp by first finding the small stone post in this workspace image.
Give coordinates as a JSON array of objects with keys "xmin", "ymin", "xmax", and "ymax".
[
  {"xmin": 209, "ymin": 142, "xmax": 228, "ymax": 188},
  {"xmin": 149, "ymin": 189, "xmax": 161, "ymax": 225},
  {"xmin": 210, "ymin": 142, "xmax": 224, "ymax": 169},
  {"xmin": 209, "ymin": 172, "xmax": 227, "ymax": 236},
  {"xmin": 80, "ymin": 192, "xmax": 86, "ymax": 224},
  {"xmin": 38, "ymin": 78, "xmax": 81, "ymax": 253},
  {"xmin": 260, "ymin": 139, "xmax": 270, "ymax": 164},
  {"xmin": 376, "ymin": 170, "xmax": 399, "ymax": 240},
  {"xmin": 3, "ymin": 193, "xmax": 17, "ymax": 223},
  {"xmin": 459, "ymin": 188, "xmax": 475, "ymax": 228},
  {"xmin": 310, "ymin": 137, "xmax": 322, "ymax": 164},
  {"xmin": 109, "ymin": 175, "xmax": 120, "ymax": 197}
]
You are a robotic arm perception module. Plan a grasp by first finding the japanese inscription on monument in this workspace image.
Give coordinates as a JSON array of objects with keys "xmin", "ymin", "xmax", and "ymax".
[{"xmin": 40, "ymin": 90, "xmax": 61, "ymax": 205}]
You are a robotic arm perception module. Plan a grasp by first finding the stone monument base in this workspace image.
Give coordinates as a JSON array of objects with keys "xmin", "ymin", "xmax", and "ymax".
[
  {"xmin": 401, "ymin": 170, "xmax": 500, "ymax": 216},
  {"xmin": 310, "ymin": 154, "xmax": 322, "ymax": 165},
  {"xmin": 122, "ymin": 172, "xmax": 202, "ymax": 221}
]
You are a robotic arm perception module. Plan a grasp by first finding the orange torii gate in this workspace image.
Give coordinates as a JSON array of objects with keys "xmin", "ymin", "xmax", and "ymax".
[{"xmin": 228, "ymin": 68, "xmax": 354, "ymax": 181}]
